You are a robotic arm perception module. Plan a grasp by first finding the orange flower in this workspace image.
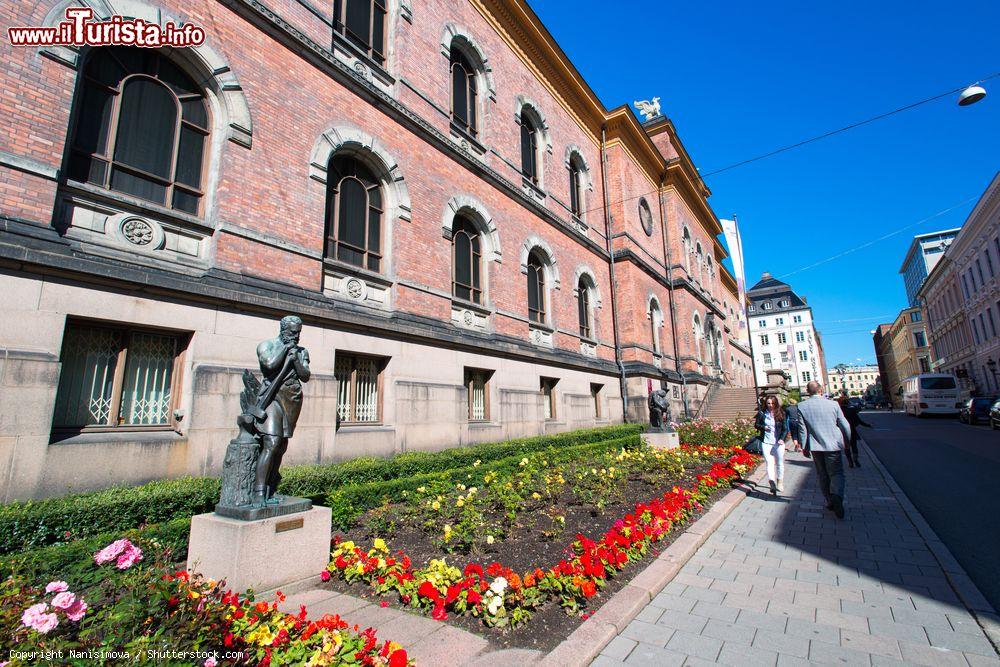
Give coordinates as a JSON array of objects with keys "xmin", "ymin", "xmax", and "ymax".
[
  {"xmin": 508, "ymin": 573, "xmax": 522, "ymax": 591},
  {"xmin": 523, "ymin": 574, "xmax": 536, "ymax": 588}
]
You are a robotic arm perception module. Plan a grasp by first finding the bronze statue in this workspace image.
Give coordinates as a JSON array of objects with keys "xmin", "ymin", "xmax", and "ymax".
[
  {"xmin": 218, "ymin": 316, "xmax": 311, "ymax": 516},
  {"xmin": 648, "ymin": 389, "xmax": 671, "ymax": 431}
]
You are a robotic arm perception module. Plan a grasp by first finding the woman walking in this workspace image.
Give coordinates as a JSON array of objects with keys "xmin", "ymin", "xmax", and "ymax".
[{"xmin": 755, "ymin": 395, "xmax": 791, "ymax": 495}]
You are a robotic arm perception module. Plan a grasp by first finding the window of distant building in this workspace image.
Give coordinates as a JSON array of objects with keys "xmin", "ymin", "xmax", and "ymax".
[
  {"xmin": 793, "ymin": 315, "xmax": 802, "ymax": 324},
  {"xmin": 67, "ymin": 48, "xmax": 210, "ymax": 215},
  {"xmin": 777, "ymin": 332, "xmax": 787, "ymax": 344},
  {"xmin": 795, "ymin": 331, "xmax": 805, "ymax": 342}
]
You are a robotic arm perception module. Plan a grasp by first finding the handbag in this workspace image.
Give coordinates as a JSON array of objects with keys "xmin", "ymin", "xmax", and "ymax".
[{"xmin": 743, "ymin": 435, "xmax": 763, "ymax": 456}]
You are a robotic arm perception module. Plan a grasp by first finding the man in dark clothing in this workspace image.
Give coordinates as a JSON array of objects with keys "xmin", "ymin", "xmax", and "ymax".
[{"xmin": 837, "ymin": 397, "xmax": 873, "ymax": 467}]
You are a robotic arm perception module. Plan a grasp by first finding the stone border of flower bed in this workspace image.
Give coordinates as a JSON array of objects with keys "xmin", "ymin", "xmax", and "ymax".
[{"xmin": 537, "ymin": 463, "xmax": 767, "ymax": 667}]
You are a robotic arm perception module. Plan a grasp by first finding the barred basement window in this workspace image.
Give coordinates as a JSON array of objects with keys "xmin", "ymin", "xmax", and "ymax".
[
  {"xmin": 465, "ymin": 368, "xmax": 492, "ymax": 421},
  {"xmin": 68, "ymin": 47, "xmax": 210, "ymax": 214},
  {"xmin": 540, "ymin": 377, "xmax": 558, "ymax": 420},
  {"xmin": 52, "ymin": 322, "xmax": 183, "ymax": 431},
  {"xmin": 335, "ymin": 353, "xmax": 384, "ymax": 423},
  {"xmin": 334, "ymin": 0, "xmax": 387, "ymax": 66}
]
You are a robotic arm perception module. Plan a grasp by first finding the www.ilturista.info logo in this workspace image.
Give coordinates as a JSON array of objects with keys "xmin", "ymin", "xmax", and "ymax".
[{"xmin": 7, "ymin": 7, "xmax": 205, "ymax": 48}]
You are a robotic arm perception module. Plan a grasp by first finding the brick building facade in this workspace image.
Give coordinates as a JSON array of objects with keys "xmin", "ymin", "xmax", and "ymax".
[{"xmin": 0, "ymin": 0, "xmax": 751, "ymax": 500}]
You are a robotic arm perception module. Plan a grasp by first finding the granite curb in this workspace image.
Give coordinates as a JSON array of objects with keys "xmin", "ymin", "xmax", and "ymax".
[
  {"xmin": 537, "ymin": 462, "xmax": 768, "ymax": 667},
  {"xmin": 860, "ymin": 436, "xmax": 1000, "ymax": 655}
]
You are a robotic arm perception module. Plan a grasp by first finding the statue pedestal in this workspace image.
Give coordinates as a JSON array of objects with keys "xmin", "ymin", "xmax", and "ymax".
[
  {"xmin": 187, "ymin": 504, "xmax": 331, "ymax": 594},
  {"xmin": 642, "ymin": 431, "xmax": 679, "ymax": 450}
]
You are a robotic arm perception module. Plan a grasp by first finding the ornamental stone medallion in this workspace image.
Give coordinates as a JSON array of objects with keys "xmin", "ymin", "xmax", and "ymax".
[
  {"xmin": 122, "ymin": 218, "xmax": 154, "ymax": 245},
  {"xmin": 462, "ymin": 310, "xmax": 474, "ymax": 326},
  {"xmin": 344, "ymin": 278, "xmax": 366, "ymax": 301}
]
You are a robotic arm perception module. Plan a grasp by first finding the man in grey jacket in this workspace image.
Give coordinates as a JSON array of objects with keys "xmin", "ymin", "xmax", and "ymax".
[{"xmin": 796, "ymin": 381, "xmax": 852, "ymax": 519}]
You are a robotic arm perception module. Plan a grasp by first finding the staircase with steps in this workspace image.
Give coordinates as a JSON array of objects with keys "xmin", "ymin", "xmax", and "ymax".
[{"xmin": 701, "ymin": 386, "xmax": 759, "ymax": 423}]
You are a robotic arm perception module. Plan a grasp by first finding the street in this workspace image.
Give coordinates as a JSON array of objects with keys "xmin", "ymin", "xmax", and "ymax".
[{"xmin": 859, "ymin": 410, "xmax": 1000, "ymax": 613}]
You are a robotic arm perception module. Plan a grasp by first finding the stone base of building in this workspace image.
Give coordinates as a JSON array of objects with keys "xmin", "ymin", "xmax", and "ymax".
[
  {"xmin": 187, "ymin": 505, "xmax": 332, "ymax": 593},
  {"xmin": 641, "ymin": 431, "xmax": 679, "ymax": 450}
]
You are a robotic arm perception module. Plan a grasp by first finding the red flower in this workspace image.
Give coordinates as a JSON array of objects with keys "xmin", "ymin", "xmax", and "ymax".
[
  {"xmin": 320, "ymin": 570, "xmax": 332, "ymax": 582},
  {"xmin": 417, "ymin": 581, "xmax": 440, "ymax": 602},
  {"xmin": 581, "ymin": 581, "xmax": 597, "ymax": 598},
  {"xmin": 388, "ymin": 649, "xmax": 408, "ymax": 667},
  {"xmin": 275, "ymin": 590, "xmax": 286, "ymax": 602},
  {"xmin": 431, "ymin": 601, "xmax": 447, "ymax": 621},
  {"xmin": 380, "ymin": 601, "xmax": 390, "ymax": 608},
  {"xmin": 466, "ymin": 590, "xmax": 481, "ymax": 606}
]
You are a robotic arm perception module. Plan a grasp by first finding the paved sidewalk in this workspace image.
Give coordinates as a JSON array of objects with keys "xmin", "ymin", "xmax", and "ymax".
[{"xmin": 594, "ymin": 447, "xmax": 1000, "ymax": 666}]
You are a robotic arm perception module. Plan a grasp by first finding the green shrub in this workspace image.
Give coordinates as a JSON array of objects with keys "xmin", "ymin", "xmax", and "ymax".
[
  {"xmin": 324, "ymin": 433, "xmax": 641, "ymax": 529},
  {"xmin": 0, "ymin": 425, "xmax": 641, "ymax": 556}
]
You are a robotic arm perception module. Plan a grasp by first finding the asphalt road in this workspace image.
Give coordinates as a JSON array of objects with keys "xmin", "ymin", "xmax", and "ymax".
[{"xmin": 859, "ymin": 410, "xmax": 1000, "ymax": 613}]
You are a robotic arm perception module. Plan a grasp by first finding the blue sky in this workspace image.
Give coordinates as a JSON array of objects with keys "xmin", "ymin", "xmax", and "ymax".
[{"xmin": 532, "ymin": 0, "xmax": 1000, "ymax": 366}]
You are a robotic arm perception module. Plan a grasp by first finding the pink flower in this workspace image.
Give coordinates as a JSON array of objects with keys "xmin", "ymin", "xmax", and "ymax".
[
  {"xmin": 65, "ymin": 598, "xmax": 88, "ymax": 622},
  {"xmin": 45, "ymin": 581, "xmax": 69, "ymax": 594},
  {"xmin": 114, "ymin": 543, "xmax": 143, "ymax": 570},
  {"xmin": 204, "ymin": 658, "xmax": 218, "ymax": 667},
  {"xmin": 50, "ymin": 591, "xmax": 76, "ymax": 611},
  {"xmin": 320, "ymin": 570, "xmax": 331, "ymax": 582},
  {"xmin": 21, "ymin": 603, "xmax": 58, "ymax": 634},
  {"xmin": 94, "ymin": 538, "xmax": 129, "ymax": 565}
]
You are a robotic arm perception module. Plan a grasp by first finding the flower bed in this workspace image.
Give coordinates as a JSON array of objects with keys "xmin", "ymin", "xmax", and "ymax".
[
  {"xmin": 2, "ymin": 538, "xmax": 410, "ymax": 666},
  {"xmin": 674, "ymin": 417, "xmax": 757, "ymax": 449},
  {"xmin": 324, "ymin": 444, "xmax": 758, "ymax": 646}
]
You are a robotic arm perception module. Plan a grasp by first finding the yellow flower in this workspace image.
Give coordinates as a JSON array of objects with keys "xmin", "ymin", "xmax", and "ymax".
[
  {"xmin": 519, "ymin": 458, "xmax": 529, "ymax": 467},
  {"xmin": 531, "ymin": 492, "xmax": 541, "ymax": 500},
  {"xmin": 473, "ymin": 459, "xmax": 481, "ymax": 467},
  {"xmin": 432, "ymin": 500, "xmax": 441, "ymax": 510},
  {"xmin": 486, "ymin": 535, "xmax": 495, "ymax": 545},
  {"xmin": 457, "ymin": 498, "xmax": 465, "ymax": 507},
  {"xmin": 416, "ymin": 486, "xmax": 426, "ymax": 493},
  {"xmin": 373, "ymin": 538, "xmax": 387, "ymax": 552}
]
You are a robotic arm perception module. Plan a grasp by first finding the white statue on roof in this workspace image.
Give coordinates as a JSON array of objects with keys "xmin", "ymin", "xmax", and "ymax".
[{"xmin": 633, "ymin": 97, "xmax": 661, "ymax": 121}]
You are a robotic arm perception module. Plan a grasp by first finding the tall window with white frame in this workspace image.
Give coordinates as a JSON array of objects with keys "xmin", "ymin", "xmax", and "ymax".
[
  {"xmin": 577, "ymin": 277, "xmax": 592, "ymax": 339},
  {"xmin": 67, "ymin": 47, "xmax": 210, "ymax": 215},
  {"xmin": 568, "ymin": 156, "xmax": 585, "ymax": 221},
  {"xmin": 527, "ymin": 250, "xmax": 546, "ymax": 324},
  {"xmin": 452, "ymin": 215, "xmax": 482, "ymax": 304},
  {"xmin": 449, "ymin": 45, "xmax": 477, "ymax": 137},
  {"xmin": 519, "ymin": 112, "xmax": 540, "ymax": 186},
  {"xmin": 333, "ymin": 0, "xmax": 387, "ymax": 66}
]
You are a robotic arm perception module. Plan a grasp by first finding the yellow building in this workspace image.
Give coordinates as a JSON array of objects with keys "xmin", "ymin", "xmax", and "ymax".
[{"xmin": 827, "ymin": 365, "xmax": 880, "ymax": 397}]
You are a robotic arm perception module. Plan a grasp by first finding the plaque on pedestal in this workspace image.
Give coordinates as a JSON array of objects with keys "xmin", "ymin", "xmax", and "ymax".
[{"xmin": 641, "ymin": 431, "xmax": 680, "ymax": 450}]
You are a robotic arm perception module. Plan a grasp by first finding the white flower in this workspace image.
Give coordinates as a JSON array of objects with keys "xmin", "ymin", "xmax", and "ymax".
[{"xmin": 490, "ymin": 577, "xmax": 508, "ymax": 595}]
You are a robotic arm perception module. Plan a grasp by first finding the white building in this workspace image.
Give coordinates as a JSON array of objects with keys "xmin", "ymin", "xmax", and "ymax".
[
  {"xmin": 747, "ymin": 273, "xmax": 826, "ymax": 390},
  {"xmin": 827, "ymin": 365, "xmax": 881, "ymax": 397}
]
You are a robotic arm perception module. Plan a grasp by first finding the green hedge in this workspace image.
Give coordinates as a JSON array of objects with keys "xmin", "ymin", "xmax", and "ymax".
[
  {"xmin": 324, "ymin": 433, "xmax": 641, "ymax": 528},
  {"xmin": 0, "ymin": 425, "xmax": 641, "ymax": 556}
]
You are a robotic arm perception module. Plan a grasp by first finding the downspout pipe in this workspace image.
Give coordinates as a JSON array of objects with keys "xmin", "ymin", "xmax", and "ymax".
[
  {"xmin": 600, "ymin": 124, "xmax": 629, "ymax": 423},
  {"xmin": 657, "ymin": 168, "xmax": 689, "ymax": 418}
]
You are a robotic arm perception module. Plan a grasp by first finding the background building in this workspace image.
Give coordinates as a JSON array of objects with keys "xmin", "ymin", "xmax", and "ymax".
[
  {"xmin": 747, "ymin": 273, "xmax": 824, "ymax": 391},
  {"xmin": 919, "ymin": 173, "xmax": 1000, "ymax": 395},
  {"xmin": 827, "ymin": 365, "xmax": 881, "ymax": 397},
  {"xmin": 0, "ymin": 0, "xmax": 752, "ymax": 500},
  {"xmin": 900, "ymin": 228, "xmax": 960, "ymax": 307}
]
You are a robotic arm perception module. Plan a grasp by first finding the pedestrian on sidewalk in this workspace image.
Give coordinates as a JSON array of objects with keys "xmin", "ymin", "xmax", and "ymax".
[
  {"xmin": 837, "ymin": 396, "xmax": 873, "ymax": 468},
  {"xmin": 797, "ymin": 381, "xmax": 852, "ymax": 518},
  {"xmin": 785, "ymin": 397, "xmax": 803, "ymax": 453},
  {"xmin": 754, "ymin": 395, "xmax": 791, "ymax": 496}
]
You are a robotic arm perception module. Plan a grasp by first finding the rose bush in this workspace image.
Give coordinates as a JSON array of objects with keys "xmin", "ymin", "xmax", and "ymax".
[{"xmin": 2, "ymin": 538, "xmax": 410, "ymax": 666}]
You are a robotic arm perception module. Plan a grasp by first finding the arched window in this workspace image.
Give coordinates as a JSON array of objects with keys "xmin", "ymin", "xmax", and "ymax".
[
  {"xmin": 527, "ymin": 250, "xmax": 546, "ymax": 323},
  {"xmin": 696, "ymin": 243, "xmax": 704, "ymax": 284},
  {"xmin": 577, "ymin": 277, "xmax": 592, "ymax": 339},
  {"xmin": 450, "ymin": 46, "xmax": 477, "ymax": 136},
  {"xmin": 519, "ymin": 113, "xmax": 539, "ymax": 185},
  {"xmin": 452, "ymin": 215, "xmax": 482, "ymax": 304},
  {"xmin": 325, "ymin": 155, "xmax": 383, "ymax": 272},
  {"xmin": 649, "ymin": 299, "xmax": 662, "ymax": 354},
  {"xmin": 693, "ymin": 314, "xmax": 703, "ymax": 362},
  {"xmin": 68, "ymin": 47, "xmax": 210, "ymax": 214},
  {"xmin": 569, "ymin": 156, "xmax": 585, "ymax": 220},
  {"xmin": 706, "ymin": 256, "xmax": 714, "ymax": 291},
  {"xmin": 334, "ymin": 0, "xmax": 387, "ymax": 66},
  {"xmin": 682, "ymin": 227, "xmax": 692, "ymax": 272}
]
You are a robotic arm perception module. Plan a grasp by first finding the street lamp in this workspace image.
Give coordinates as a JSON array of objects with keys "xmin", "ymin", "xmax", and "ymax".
[{"xmin": 958, "ymin": 84, "xmax": 987, "ymax": 106}]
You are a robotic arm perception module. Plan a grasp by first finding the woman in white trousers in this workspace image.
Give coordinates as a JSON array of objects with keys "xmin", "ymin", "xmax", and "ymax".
[{"xmin": 754, "ymin": 395, "xmax": 790, "ymax": 495}]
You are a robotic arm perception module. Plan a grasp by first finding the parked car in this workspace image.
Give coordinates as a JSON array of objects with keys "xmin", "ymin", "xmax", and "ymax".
[
  {"xmin": 960, "ymin": 397, "xmax": 997, "ymax": 425},
  {"xmin": 848, "ymin": 398, "xmax": 864, "ymax": 410},
  {"xmin": 991, "ymin": 399, "xmax": 1000, "ymax": 430}
]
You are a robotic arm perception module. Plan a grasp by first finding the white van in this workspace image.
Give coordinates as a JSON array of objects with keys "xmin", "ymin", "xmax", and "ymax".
[{"xmin": 902, "ymin": 373, "xmax": 962, "ymax": 416}]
